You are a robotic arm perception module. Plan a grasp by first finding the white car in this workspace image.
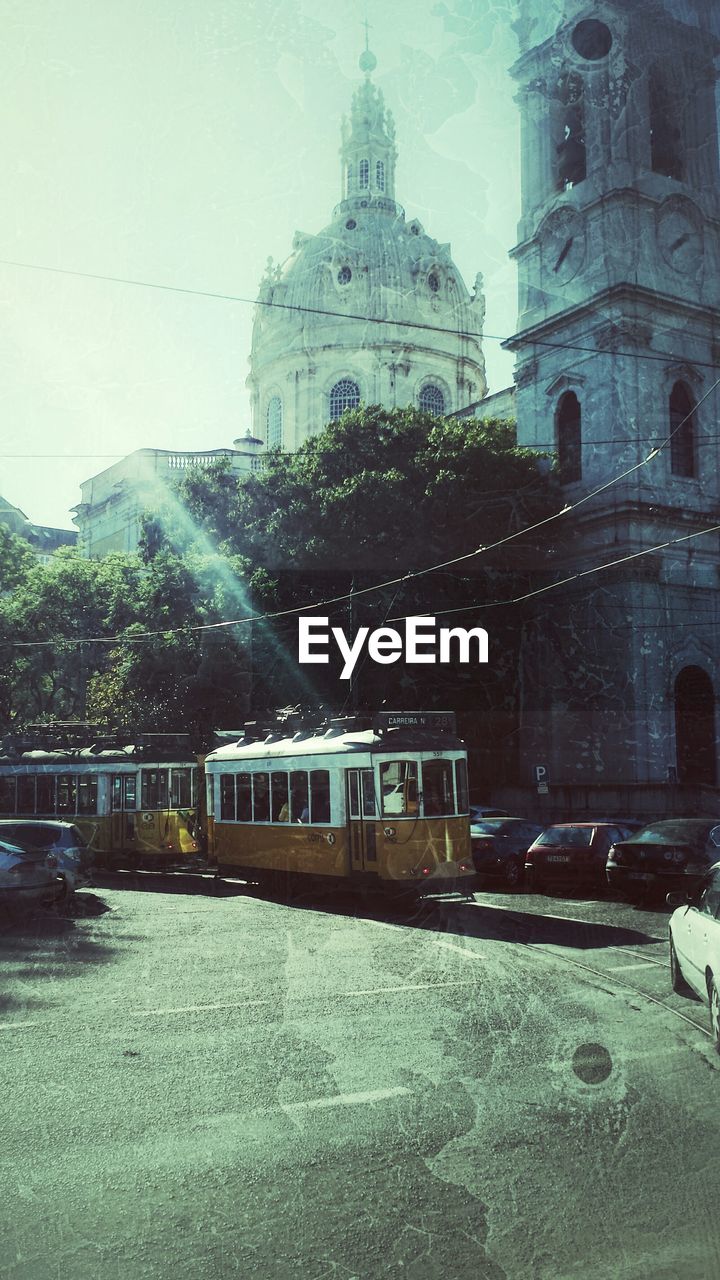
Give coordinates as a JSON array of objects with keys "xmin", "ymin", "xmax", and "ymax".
[
  {"xmin": 668, "ymin": 862, "xmax": 720, "ymax": 1052},
  {"xmin": 0, "ymin": 837, "xmax": 59, "ymax": 909},
  {"xmin": 0, "ymin": 821, "xmax": 93, "ymax": 899}
]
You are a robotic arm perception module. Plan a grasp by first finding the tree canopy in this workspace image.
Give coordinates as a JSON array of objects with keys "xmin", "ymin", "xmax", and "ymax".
[{"xmin": 0, "ymin": 408, "xmax": 556, "ymax": 786}]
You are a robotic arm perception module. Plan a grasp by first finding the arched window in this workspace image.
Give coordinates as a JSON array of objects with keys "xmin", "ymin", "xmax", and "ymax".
[
  {"xmin": 557, "ymin": 73, "xmax": 586, "ymax": 190},
  {"xmin": 376, "ymin": 160, "xmax": 385, "ymax": 191},
  {"xmin": 266, "ymin": 396, "xmax": 282, "ymax": 448},
  {"xmin": 419, "ymin": 384, "xmax": 445, "ymax": 415},
  {"xmin": 359, "ymin": 159, "xmax": 369, "ymax": 189},
  {"xmin": 675, "ymin": 666, "xmax": 716, "ymax": 786},
  {"xmin": 670, "ymin": 381, "xmax": 696, "ymax": 477},
  {"xmin": 329, "ymin": 379, "xmax": 360, "ymax": 420},
  {"xmin": 650, "ymin": 64, "xmax": 684, "ymax": 181},
  {"xmin": 556, "ymin": 391, "xmax": 582, "ymax": 484}
]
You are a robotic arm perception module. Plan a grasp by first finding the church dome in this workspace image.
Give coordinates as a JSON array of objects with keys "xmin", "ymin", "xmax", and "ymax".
[{"xmin": 248, "ymin": 53, "xmax": 487, "ymax": 450}]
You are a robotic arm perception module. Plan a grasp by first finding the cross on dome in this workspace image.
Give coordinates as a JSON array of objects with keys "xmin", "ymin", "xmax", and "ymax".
[{"xmin": 359, "ymin": 18, "xmax": 377, "ymax": 74}]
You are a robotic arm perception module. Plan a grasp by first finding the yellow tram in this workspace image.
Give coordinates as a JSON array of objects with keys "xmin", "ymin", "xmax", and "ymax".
[
  {"xmin": 205, "ymin": 711, "xmax": 475, "ymax": 894},
  {"xmin": 0, "ymin": 729, "xmax": 203, "ymax": 869}
]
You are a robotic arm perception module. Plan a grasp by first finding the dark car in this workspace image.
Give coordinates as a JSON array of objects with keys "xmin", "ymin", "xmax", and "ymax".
[
  {"xmin": 469, "ymin": 805, "xmax": 509, "ymax": 823},
  {"xmin": 526, "ymin": 823, "xmax": 632, "ymax": 894},
  {"xmin": 606, "ymin": 819, "xmax": 720, "ymax": 901},
  {"xmin": 0, "ymin": 821, "xmax": 93, "ymax": 899},
  {"xmin": 471, "ymin": 819, "xmax": 545, "ymax": 889}
]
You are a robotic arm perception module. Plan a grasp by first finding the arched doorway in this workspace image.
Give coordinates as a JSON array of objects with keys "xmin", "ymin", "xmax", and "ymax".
[{"xmin": 674, "ymin": 666, "xmax": 716, "ymax": 786}]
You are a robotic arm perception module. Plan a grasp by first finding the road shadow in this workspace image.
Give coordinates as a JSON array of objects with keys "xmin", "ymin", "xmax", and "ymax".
[
  {"xmin": 0, "ymin": 891, "xmax": 118, "ymax": 968},
  {"xmin": 92, "ymin": 870, "xmax": 248, "ymax": 897},
  {"xmin": 248, "ymin": 883, "xmax": 664, "ymax": 950}
]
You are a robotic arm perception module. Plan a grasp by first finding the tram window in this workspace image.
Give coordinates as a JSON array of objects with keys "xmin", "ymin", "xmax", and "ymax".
[
  {"xmin": 290, "ymin": 771, "xmax": 309, "ymax": 823},
  {"xmin": 124, "ymin": 776, "xmax": 137, "ymax": 810},
  {"xmin": 348, "ymin": 772, "xmax": 360, "ymax": 819},
  {"xmin": 77, "ymin": 776, "xmax": 97, "ymax": 815},
  {"xmin": 310, "ymin": 770, "xmax": 331, "ymax": 824},
  {"xmin": 171, "ymin": 768, "xmax": 192, "ymax": 808},
  {"xmin": 236, "ymin": 774, "xmax": 252, "ymax": 821},
  {"xmin": 17, "ymin": 776, "xmax": 36, "ymax": 813},
  {"xmin": 422, "ymin": 760, "xmax": 455, "ymax": 816},
  {"xmin": 361, "ymin": 771, "xmax": 376, "ymax": 818},
  {"xmin": 272, "ymin": 772, "xmax": 289, "ymax": 822},
  {"xmin": 141, "ymin": 769, "xmax": 168, "ymax": 810},
  {"xmin": 57, "ymin": 774, "xmax": 77, "ymax": 814},
  {"xmin": 454, "ymin": 759, "xmax": 469, "ymax": 814},
  {"xmin": 37, "ymin": 775, "xmax": 55, "ymax": 814},
  {"xmin": 380, "ymin": 761, "xmax": 417, "ymax": 816},
  {"xmin": 253, "ymin": 773, "xmax": 270, "ymax": 822},
  {"xmin": 112, "ymin": 777, "xmax": 122, "ymax": 812},
  {"xmin": 0, "ymin": 778, "xmax": 16, "ymax": 814},
  {"xmin": 220, "ymin": 774, "xmax": 236, "ymax": 821}
]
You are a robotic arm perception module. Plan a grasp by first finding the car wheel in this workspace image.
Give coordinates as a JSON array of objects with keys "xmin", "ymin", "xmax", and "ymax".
[
  {"xmin": 709, "ymin": 977, "xmax": 720, "ymax": 1054},
  {"xmin": 669, "ymin": 935, "xmax": 688, "ymax": 994},
  {"xmin": 503, "ymin": 858, "xmax": 523, "ymax": 890}
]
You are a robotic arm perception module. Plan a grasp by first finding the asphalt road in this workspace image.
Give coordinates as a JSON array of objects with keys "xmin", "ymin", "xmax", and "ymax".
[{"xmin": 2, "ymin": 877, "xmax": 720, "ymax": 1280}]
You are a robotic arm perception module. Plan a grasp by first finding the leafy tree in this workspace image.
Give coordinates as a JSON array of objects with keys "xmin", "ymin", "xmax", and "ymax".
[
  {"xmin": 0, "ymin": 526, "xmax": 35, "ymax": 594},
  {"xmin": 173, "ymin": 407, "xmax": 558, "ymax": 787},
  {"xmin": 0, "ymin": 550, "xmax": 144, "ymax": 729}
]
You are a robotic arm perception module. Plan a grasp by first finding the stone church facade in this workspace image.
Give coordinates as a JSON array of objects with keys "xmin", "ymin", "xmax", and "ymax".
[
  {"xmin": 504, "ymin": 0, "xmax": 720, "ymax": 813},
  {"xmin": 247, "ymin": 48, "xmax": 488, "ymax": 449}
]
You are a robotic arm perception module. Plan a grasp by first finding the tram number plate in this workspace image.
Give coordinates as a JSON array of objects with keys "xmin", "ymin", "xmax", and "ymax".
[{"xmin": 547, "ymin": 854, "xmax": 570, "ymax": 863}]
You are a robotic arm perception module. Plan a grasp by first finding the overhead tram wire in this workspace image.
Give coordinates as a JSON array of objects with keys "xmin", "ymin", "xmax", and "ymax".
[
  {"xmin": 387, "ymin": 521, "xmax": 720, "ymax": 625},
  {"xmin": 0, "ymin": 255, "xmax": 719, "ymax": 373},
  {"xmin": 4, "ymin": 375, "xmax": 718, "ymax": 650},
  {"xmin": 3, "ymin": 265, "xmax": 720, "ymax": 649}
]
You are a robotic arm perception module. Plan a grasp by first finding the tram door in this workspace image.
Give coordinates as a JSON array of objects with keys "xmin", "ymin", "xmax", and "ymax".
[
  {"xmin": 346, "ymin": 769, "xmax": 377, "ymax": 874},
  {"xmin": 110, "ymin": 774, "xmax": 138, "ymax": 851}
]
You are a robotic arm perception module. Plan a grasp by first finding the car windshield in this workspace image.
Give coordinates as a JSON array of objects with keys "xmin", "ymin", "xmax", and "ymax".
[
  {"xmin": 629, "ymin": 821, "xmax": 712, "ymax": 845},
  {"xmin": 0, "ymin": 823, "xmax": 68, "ymax": 850},
  {"xmin": 0, "ymin": 839, "xmax": 25, "ymax": 856},
  {"xmin": 536, "ymin": 827, "xmax": 594, "ymax": 847},
  {"xmin": 470, "ymin": 820, "xmax": 511, "ymax": 834}
]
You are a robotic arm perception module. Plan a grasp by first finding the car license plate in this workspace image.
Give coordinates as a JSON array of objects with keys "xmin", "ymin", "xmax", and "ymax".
[
  {"xmin": 547, "ymin": 854, "xmax": 571, "ymax": 863},
  {"xmin": 628, "ymin": 872, "xmax": 653, "ymax": 881}
]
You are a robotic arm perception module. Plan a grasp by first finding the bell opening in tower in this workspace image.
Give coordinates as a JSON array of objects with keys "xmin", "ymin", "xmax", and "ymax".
[
  {"xmin": 649, "ymin": 64, "xmax": 684, "ymax": 183},
  {"xmin": 556, "ymin": 73, "xmax": 586, "ymax": 191}
]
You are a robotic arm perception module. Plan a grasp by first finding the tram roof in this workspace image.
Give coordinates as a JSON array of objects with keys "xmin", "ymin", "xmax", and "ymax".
[{"xmin": 205, "ymin": 726, "xmax": 465, "ymax": 763}]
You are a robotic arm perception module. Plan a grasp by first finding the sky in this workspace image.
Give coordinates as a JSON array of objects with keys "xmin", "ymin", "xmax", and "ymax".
[{"xmin": 0, "ymin": 0, "xmax": 523, "ymax": 531}]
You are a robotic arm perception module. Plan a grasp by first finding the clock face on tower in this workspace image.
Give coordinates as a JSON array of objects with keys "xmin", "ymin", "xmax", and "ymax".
[
  {"xmin": 540, "ymin": 208, "xmax": 586, "ymax": 286},
  {"xmin": 656, "ymin": 200, "xmax": 704, "ymax": 276}
]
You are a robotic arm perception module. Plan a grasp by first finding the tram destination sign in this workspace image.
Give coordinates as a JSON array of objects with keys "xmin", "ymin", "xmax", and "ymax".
[{"xmin": 374, "ymin": 711, "xmax": 457, "ymax": 734}]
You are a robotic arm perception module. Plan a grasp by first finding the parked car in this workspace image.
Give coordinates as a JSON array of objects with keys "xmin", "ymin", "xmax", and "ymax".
[
  {"xmin": 471, "ymin": 818, "xmax": 545, "ymax": 889},
  {"xmin": 607, "ymin": 819, "xmax": 720, "ymax": 901},
  {"xmin": 469, "ymin": 805, "xmax": 509, "ymax": 823},
  {"xmin": 667, "ymin": 863, "xmax": 720, "ymax": 1051},
  {"xmin": 526, "ymin": 823, "xmax": 633, "ymax": 894},
  {"xmin": 0, "ymin": 821, "xmax": 93, "ymax": 899},
  {"xmin": 0, "ymin": 836, "xmax": 59, "ymax": 909}
]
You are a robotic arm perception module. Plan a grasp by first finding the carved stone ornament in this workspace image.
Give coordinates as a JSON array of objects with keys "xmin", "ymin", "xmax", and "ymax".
[
  {"xmin": 544, "ymin": 371, "xmax": 587, "ymax": 398},
  {"xmin": 665, "ymin": 361, "xmax": 703, "ymax": 387},
  {"xmin": 594, "ymin": 320, "xmax": 653, "ymax": 352},
  {"xmin": 515, "ymin": 359, "xmax": 538, "ymax": 389}
]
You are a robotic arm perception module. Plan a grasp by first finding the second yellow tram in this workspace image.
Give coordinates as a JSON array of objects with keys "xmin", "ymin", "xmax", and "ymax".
[{"xmin": 205, "ymin": 712, "xmax": 474, "ymax": 894}]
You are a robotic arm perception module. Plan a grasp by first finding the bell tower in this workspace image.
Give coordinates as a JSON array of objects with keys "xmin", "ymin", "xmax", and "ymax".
[{"xmin": 505, "ymin": 0, "xmax": 720, "ymax": 803}]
